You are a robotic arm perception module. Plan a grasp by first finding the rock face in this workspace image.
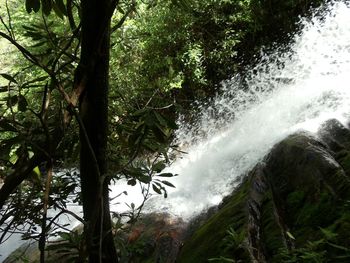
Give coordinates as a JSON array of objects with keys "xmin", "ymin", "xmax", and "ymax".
[
  {"xmin": 118, "ymin": 213, "xmax": 187, "ymax": 263},
  {"xmin": 177, "ymin": 119, "xmax": 350, "ymax": 262}
]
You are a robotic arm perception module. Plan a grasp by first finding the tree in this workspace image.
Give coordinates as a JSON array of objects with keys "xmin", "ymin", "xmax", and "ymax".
[
  {"xmin": 0, "ymin": 0, "xmax": 326, "ymax": 261},
  {"xmin": 0, "ymin": 0, "xmax": 121, "ymax": 261},
  {"xmin": 77, "ymin": 0, "xmax": 118, "ymax": 261},
  {"xmin": 0, "ymin": 0, "xmax": 177, "ymax": 261}
]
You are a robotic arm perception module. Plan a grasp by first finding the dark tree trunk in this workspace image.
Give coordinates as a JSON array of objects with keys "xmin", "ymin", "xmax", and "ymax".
[{"xmin": 78, "ymin": 0, "xmax": 117, "ymax": 262}]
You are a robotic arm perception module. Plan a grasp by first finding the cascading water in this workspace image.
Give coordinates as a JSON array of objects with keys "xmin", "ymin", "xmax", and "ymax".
[
  {"xmin": 110, "ymin": 0, "xmax": 350, "ymax": 220},
  {"xmin": 1, "ymin": 0, "xmax": 350, "ymax": 261}
]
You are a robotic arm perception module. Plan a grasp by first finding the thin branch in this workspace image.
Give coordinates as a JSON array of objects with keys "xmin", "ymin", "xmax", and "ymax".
[
  {"xmin": 66, "ymin": 0, "xmax": 77, "ymax": 31},
  {"xmin": 39, "ymin": 160, "xmax": 53, "ymax": 263},
  {"xmin": 41, "ymin": 14, "xmax": 59, "ymax": 52},
  {"xmin": 46, "ymin": 207, "xmax": 85, "ymax": 232},
  {"xmin": 0, "ymin": 155, "xmax": 42, "ymax": 210},
  {"xmin": 0, "ymin": 31, "xmax": 41, "ymax": 66},
  {"xmin": 0, "ymin": 15, "xmax": 12, "ymax": 38},
  {"xmin": 111, "ymin": 0, "xmax": 136, "ymax": 33},
  {"xmin": 5, "ymin": 0, "xmax": 14, "ymax": 39},
  {"xmin": 52, "ymin": 23, "xmax": 82, "ymax": 72}
]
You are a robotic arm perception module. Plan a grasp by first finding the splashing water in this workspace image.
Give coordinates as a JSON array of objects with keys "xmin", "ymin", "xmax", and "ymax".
[
  {"xmin": 2, "ymin": 1, "xmax": 350, "ymax": 261},
  {"xmin": 110, "ymin": 0, "xmax": 350, "ymax": 220}
]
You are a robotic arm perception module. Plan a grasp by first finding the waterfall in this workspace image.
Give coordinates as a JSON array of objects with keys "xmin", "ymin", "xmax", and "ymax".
[
  {"xmin": 2, "ymin": 0, "xmax": 350, "ymax": 261},
  {"xmin": 110, "ymin": 0, "xmax": 350, "ymax": 220}
]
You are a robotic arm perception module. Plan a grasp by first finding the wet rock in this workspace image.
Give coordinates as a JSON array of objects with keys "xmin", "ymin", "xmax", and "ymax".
[
  {"xmin": 3, "ymin": 242, "xmax": 39, "ymax": 263},
  {"xmin": 318, "ymin": 119, "xmax": 350, "ymax": 152},
  {"xmin": 178, "ymin": 121, "xmax": 350, "ymax": 263},
  {"xmin": 265, "ymin": 131, "xmax": 350, "ymax": 200},
  {"xmin": 119, "ymin": 213, "xmax": 187, "ymax": 263}
]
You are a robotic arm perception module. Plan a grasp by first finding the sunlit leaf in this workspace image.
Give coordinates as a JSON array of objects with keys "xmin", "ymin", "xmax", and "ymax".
[{"xmin": 286, "ymin": 231, "xmax": 295, "ymax": 240}]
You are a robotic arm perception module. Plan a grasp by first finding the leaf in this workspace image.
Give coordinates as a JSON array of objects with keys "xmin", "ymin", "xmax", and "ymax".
[
  {"xmin": 0, "ymin": 137, "xmax": 20, "ymax": 159},
  {"xmin": 154, "ymin": 111, "xmax": 168, "ymax": 127},
  {"xmin": 161, "ymin": 180, "xmax": 175, "ymax": 188},
  {"xmin": 6, "ymin": 95, "xmax": 18, "ymax": 107},
  {"xmin": 32, "ymin": 166, "xmax": 41, "ymax": 178},
  {"xmin": 42, "ymin": 0, "xmax": 53, "ymax": 16},
  {"xmin": 127, "ymin": 179, "xmax": 136, "ymax": 186},
  {"xmin": 327, "ymin": 242, "xmax": 350, "ymax": 252},
  {"xmin": 157, "ymin": 173, "xmax": 175, "ymax": 177},
  {"xmin": 32, "ymin": 0, "xmax": 41, "ymax": 12},
  {"xmin": 151, "ymin": 126, "xmax": 167, "ymax": 143},
  {"xmin": 154, "ymin": 110, "xmax": 178, "ymax": 131},
  {"xmin": 58, "ymin": 232, "xmax": 72, "ymax": 241},
  {"xmin": 320, "ymin": 227, "xmax": 337, "ymax": 240},
  {"xmin": 0, "ymin": 119, "xmax": 17, "ymax": 132},
  {"xmin": 18, "ymin": 95, "xmax": 28, "ymax": 112},
  {"xmin": 286, "ymin": 231, "xmax": 295, "ymax": 240},
  {"xmin": 0, "ymin": 73, "xmax": 17, "ymax": 84},
  {"xmin": 24, "ymin": 30, "xmax": 44, "ymax": 41},
  {"xmin": 132, "ymin": 108, "xmax": 148, "ymax": 117},
  {"xmin": 25, "ymin": 0, "xmax": 41, "ymax": 13},
  {"xmin": 53, "ymin": 0, "xmax": 67, "ymax": 18},
  {"xmin": 152, "ymin": 184, "xmax": 162, "ymax": 194},
  {"xmin": 153, "ymin": 161, "xmax": 166, "ymax": 173},
  {"xmin": 143, "ymin": 141, "xmax": 159, "ymax": 152},
  {"xmin": 137, "ymin": 175, "xmax": 151, "ymax": 184},
  {"xmin": 161, "ymin": 113, "xmax": 178, "ymax": 129}
]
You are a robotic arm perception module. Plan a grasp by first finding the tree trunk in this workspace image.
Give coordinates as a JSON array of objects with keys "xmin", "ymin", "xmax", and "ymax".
[{"xmin": 78, "ymin": 0, "xmax": 117, "ymax": 262}]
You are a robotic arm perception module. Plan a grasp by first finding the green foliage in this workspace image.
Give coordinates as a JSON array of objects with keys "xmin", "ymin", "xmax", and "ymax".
[
  {"xmin": 177, "ymin": 180, "xmax": 251, "ymax": 262},
  {"xmin": 208, "ymin": 227, "xmax": 247, "ymax": 263},
  {"xmin": 25, "ymin": 0, "xmax": 67, "ymax": 17},
  {"xmin": 0, "ymin": 0, "xmax": 328, "ymax": 260},
  {"xmin": 276, "ymin": 228, "xmax": 350, "ymax": 263}
]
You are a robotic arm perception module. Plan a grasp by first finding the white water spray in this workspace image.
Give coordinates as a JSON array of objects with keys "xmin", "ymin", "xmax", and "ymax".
[
  {"xmin": 2, "ymin": 1, "xmax": 350, "ymax": 261},
  {"xmin": 111, "ymin": 0, "xmax": 350, "ymax": 220}
]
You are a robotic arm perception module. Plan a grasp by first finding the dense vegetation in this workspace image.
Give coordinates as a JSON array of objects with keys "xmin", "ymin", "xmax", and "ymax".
[{"xmin": 0, "ymin": 0, "xmax": 325, "ymax": 262}]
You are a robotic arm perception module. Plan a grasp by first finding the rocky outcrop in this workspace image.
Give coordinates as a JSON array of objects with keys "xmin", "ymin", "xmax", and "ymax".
[
  {"xmin": 6, "ymin": 119, "xmax": 350, "ymax": 262},
  {"xmin": 177, "ymin": 119, "xmax": 350, "ymax": 262},
  {"xmin": 118, "ymin": 213, "xmax": 187, "ymax": 263}
]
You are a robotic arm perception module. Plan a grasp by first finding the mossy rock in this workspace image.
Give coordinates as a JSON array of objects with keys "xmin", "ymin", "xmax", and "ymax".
[
  {"xmin": 177, "ymin": 180, "xmax": 251, "ymax": 262},
  {"xmin": 178, "ymin": 121, "xmax": 350, "ymax": 263}
]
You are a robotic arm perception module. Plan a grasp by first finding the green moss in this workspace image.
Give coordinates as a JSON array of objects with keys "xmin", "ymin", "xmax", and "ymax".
[
  {"xmin": 338, "ymin": 152, "xmax": 350, "ymax": 177},
  {"xmin": 260, "ymin": 192, "xmax": 286, "ymax": 260},
  {"xmin": 294, "ymin": 193, "xmax": 334, "ymax": 227},
  {"xmin": 177, "ymin": 180, "xmax": 251, "ymax": 263},
  {"xmin": 287, "ymin": 191, "xmax": 305, "ymax": 207}
]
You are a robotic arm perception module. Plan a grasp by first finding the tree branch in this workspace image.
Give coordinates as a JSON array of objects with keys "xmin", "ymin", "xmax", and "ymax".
[
  {"xmin": 0, "ymin": 31, "xmax": 41, "ymax": 67},
  {"xmin": 111, "ymin": 0, "xmax": 136, "ymax": 33},
  {"xmin": 0, "ymin": 155, "xmax": 42, "ymax": 210}
]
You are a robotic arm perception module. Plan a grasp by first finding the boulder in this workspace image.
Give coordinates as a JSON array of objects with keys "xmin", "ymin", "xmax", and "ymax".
[
  {"xmin": 177, "ymin": 120, "xmax": 350, "ymax": 262},
  {"xmin": 118, "ymin": 213, "xmax": 187, "ymax": 263}
]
